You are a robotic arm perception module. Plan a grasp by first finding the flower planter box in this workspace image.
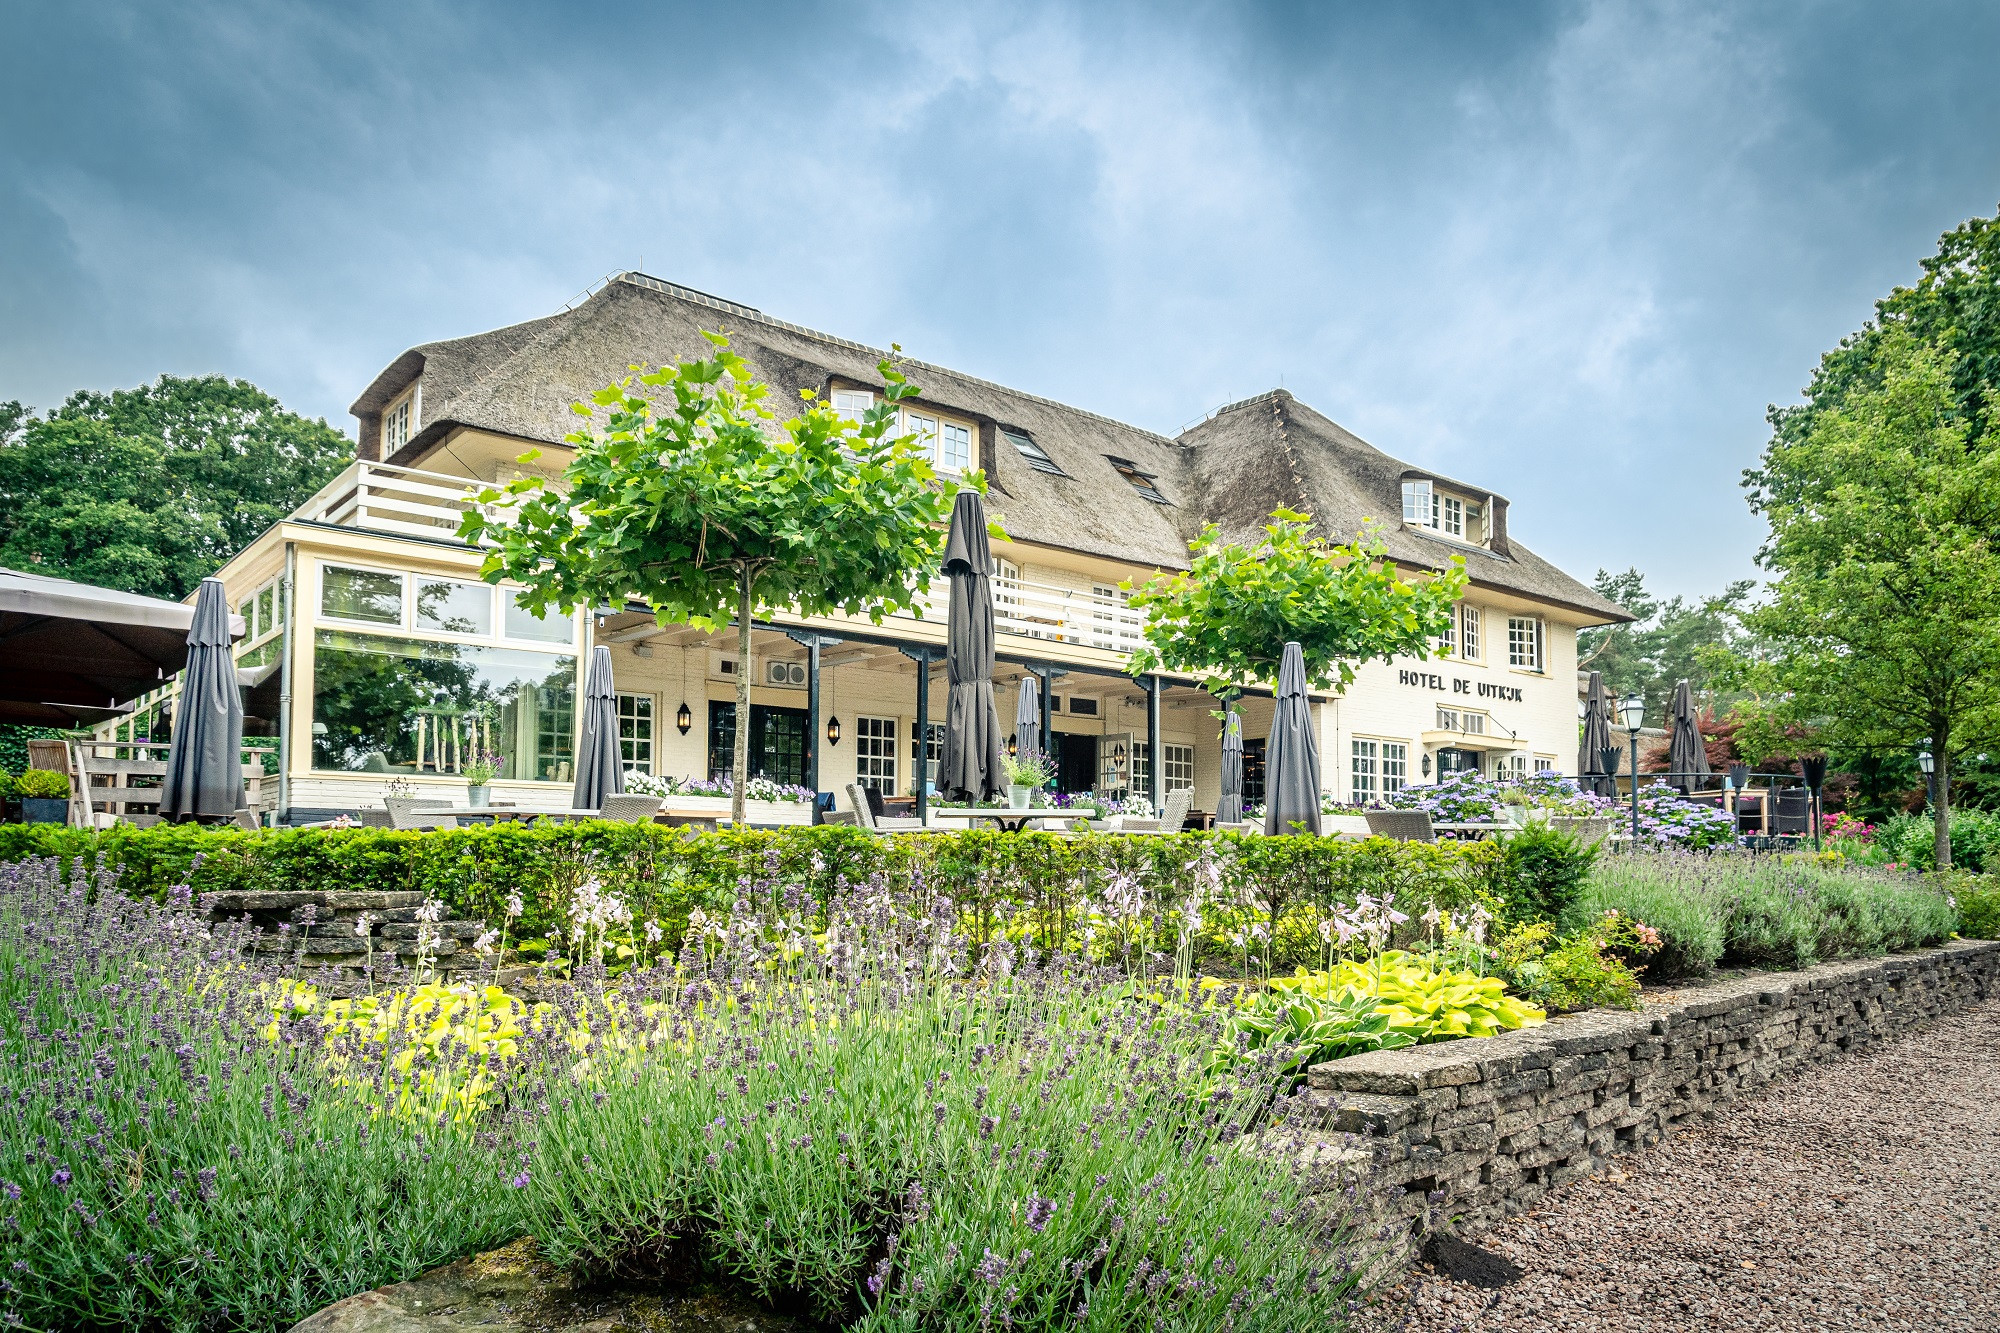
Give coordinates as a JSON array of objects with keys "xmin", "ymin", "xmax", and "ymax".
[{"xmin": 649, "ymin": 794, "xmax": 813, "ymax": 826}]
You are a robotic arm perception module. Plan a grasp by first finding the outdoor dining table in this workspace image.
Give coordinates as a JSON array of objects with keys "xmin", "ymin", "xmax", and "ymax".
[
  {"xmin": 927, "ymin": 808, "xmax": 1062, "ymax": 834},
  {"xmin": 1431, "ymin": 822, "xmax": 1510, "ymax": 839}
]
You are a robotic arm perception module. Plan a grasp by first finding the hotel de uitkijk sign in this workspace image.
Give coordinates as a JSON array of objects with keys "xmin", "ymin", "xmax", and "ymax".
[{"xmin": 1397, "ymin": 668, "xmax": 1525, "ymax": 702}]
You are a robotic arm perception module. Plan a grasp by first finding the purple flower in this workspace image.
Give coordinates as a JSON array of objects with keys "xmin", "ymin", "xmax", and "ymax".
[
  {"xmin": 0, "ymin": 1182, "xmax": 16, "ymax": 1201},
  {"xmin": 50, "ymin": 1168, "xmax": 70, "ymax": 1190},
  {"xmin": 1024, "ymin": 1193, "xmax": 1057, "ymax": 1233},
  {"xmin": 508, "ymin": 1169, "xmax": 531, "ymax": 1189}
]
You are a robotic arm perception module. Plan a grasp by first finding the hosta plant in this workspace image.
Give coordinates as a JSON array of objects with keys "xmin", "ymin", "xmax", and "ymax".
[
  {"xmin": 1208, "ymin": 986, "xmax": 1416, "ymax": 1080},
  {"xmin": 1269, "ymin": 951, "xmax": 1547, "ymax": 1042}
]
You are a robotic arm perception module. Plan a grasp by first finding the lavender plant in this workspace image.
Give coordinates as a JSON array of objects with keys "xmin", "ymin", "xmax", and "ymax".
[{"xmin": 0, "ymin": 857, "xmax": 519, "ymax": 1331}]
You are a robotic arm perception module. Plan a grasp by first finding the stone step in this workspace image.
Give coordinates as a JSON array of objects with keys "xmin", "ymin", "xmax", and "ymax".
[
  {"xmin": 207, "ymin": 890, "xmax": 428, "ymax": 914},
  {"xmin": 259, "ymin": 935, "xmax": 461, "ymax": 958},
  {"xmin": 376, "ymin": 921, "xmax": 487, "ymax": 941},
  {"xmin": 1293, "ymin": 1087, "xmax": 1423, "ymax": 1137}
]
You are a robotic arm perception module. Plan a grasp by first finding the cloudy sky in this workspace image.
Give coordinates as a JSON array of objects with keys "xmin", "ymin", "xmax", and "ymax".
[{"xmin": 4, "ymin": 0, "xmax": 1998, "ymax": 597}]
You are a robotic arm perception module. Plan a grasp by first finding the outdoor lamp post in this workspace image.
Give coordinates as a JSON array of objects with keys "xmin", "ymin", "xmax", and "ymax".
[
  {"xmin": 1918, "ymin": 747, "xmax": 1935, "ymax": 808},
  {"xmin": 1799, "ymin": 755, "xmax": 1828, "ymax": 851},
  {"xmin": 1619, "ymin": 692, "xmax": 1645, "ymax": 845}
]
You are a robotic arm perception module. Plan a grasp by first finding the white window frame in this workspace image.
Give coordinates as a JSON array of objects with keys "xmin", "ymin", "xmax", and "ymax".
[
  {"xmin": 1498, "ymin": 754, "xmax": 1528, "ymax": 782},
  {"xmin": 831, "ymin": 389, "xmax": 874, "ymax": 423},
  {"xmin": 1380, "ymin": 741, "xmax": 1408, "ymax": 795},
  {"xmin": 382, "ymin": 384, "xmax": 419, "ymax": 454},
  {"xmin": 319, "ymin": 562, "xmax": 409, "ymax": 628},
  {"xmin": 938, "ymin": 420, "xmax": 973, "ymax": 473},
  {"xmin": 1435, "ymin": 706, "xmax": 1460, "ymax": 732},
  {"xmin": 1442, "ymin": 495, "xmax": 1463, "ymax": 538},
  {"xmin": 1162, "ymin": 743, "xmax": 1194, "ymax": 792},
  {"xmin": 1460, "ymin": 605, "xmax": 1481, "ymax": 661},
  {"xmin": 1508, "ymin": 616, "xmax": 1546, "ymax": 672},
  {"xmin": 902, "ymin": 410, "xmax": 938, "ymax": 465},
  {"xmin": 1401, "ymin": 479, "xmax": 1433, "ymax": 528},
  {"xmin": 856, "ymin": 715, "xmax": 898, "ymax": 793},
  {"xmin": 617, "ymin": 692, "xmax": 656, "ymax": 774},
  {"xmin": 1533, "ymin": 755, "xmax": 1556, "ymax": 773},
  {"xmin": 1352, "ymin": 738, "xmax": 1380, "ymax": 803},
  {"xmin": 1439, "ymin": 606, "xmax": 1456, "ymax": 655}
]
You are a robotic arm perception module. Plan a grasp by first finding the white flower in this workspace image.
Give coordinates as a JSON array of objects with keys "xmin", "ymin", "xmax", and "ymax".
[
  {"xmin": 353, "ymin": 912, "xmax": 374, "ymax": 938},
  {"xmin": 504, "ymin": 891, "xmax": 524, "ymax": 919},
  {"xmin": 415, "ymin": 898, "xmax": 445, "ymax": 924},
  {"xmin": 1420, "ymin": 903, "xmax": 1443, "ymax": 930},
  {"xmin": 473, "ymin": 929, "xmax": 500, "ymax": 956},
  {"xmin": 644, "ymin": 918, "xmax": 664, "ymax": 944}
]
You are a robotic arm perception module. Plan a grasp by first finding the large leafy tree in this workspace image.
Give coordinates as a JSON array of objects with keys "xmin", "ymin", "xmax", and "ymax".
[
  {"xmin": 1739, "ymin": 330, "xmax": 2000, "ymax": 868},
  {"xmin": 0, "ymin": 376, "xmax": 352, "ymax": 600},
  {"xmin": 1124, "ymin": 510, "xmax": 1467, "ymax": 697},
  {"xmin": 463, "ymin": 334, "xmax": 966, "ymax": 824},
  {"xmin": 1577, "ymin": 568, "xmax": 1755, "ymax": 723}
]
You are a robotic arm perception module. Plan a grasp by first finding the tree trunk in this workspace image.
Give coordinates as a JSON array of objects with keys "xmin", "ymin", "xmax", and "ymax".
[
  {"xmin": 1934, "ymin": 735, "xmax": 1952, "ymax": 870},
  {"xmin": 734, "ymin": 563, "xmax": 753, "ymax": 829}
]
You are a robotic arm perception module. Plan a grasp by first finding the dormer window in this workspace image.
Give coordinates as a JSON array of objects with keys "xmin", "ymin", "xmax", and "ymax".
[
  {"xmin": 382, "ymin": 384, "xmax": 419, "ymax": 455},
  {"xmin": 1108, "ymin": 456, "xmax": 1170, "ymax": 504},
  {"xmin": 1402, "ymin": 478, "xmax": 1484, "ymax": 544},
  {"xmin": 1004, "ymin": 427, "xmax": 1066, "ymax": 476},
  {"xmin": 831, "ymin": 389, "xmax": 874, "ymax": 423}
]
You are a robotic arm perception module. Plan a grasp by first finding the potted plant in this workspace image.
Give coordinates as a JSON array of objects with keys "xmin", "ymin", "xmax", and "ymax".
[
  {"xmin": 16, "ymin": 768, "xmax": 71, "ymax": 825},
  {"xmin": 1002, "ymin": 753, "xmax": 1056, "ymax": 810},
  {"xmin": 463, "ymin": 751, "xmax": 503, "ymax": 807}
]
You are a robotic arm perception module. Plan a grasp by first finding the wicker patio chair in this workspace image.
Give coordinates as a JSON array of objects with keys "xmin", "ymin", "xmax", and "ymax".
[{"xmin": 1364, "ymin": 810, "xmax": 1436, "ymax": 842}]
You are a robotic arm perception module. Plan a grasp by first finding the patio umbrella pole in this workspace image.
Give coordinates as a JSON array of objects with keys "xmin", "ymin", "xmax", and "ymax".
[{"xmin": 159, "ymin": 577, "xmax": 244, "ymax": 823}]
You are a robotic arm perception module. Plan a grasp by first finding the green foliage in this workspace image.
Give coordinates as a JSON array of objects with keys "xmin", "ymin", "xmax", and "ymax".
[
  {"xmin": 1954, "ymin": 877, "xmax": 2000, "ymax": 938},
  {"xmin": 1577, "ymin": 568, "xmax": 1756, "ymax": 724},
  {"xmin": 12, "ymin": 768, "xmax": 68, "ymax": 799},
  {"xmin": 461, "ymin": 335, "xmax": 966, "ymax": 822},
  {"xmin": 1210, "ymin": 987, "xmax": 1415, "ymax": 1082},
  {"xmin": 0, "ymin": 822, "xmax": 1503, "ymax": 972},
  {"xmin": 1741, "ymin": 327, "xmax": 2000, "ymax": 868},
  {"xmin": 0, "ymin": 770, "xmax": 11, "ymax": 800},
  {"xmin": 0, "ymin": 375, "xmax": 351, "ymax": 599},
  {"xmin": 1570, "ymin": 853, "xmax": 1958, "ymax": 976},
  {"xmin": 1867, "ymin": 808, "xmax": 2000, "ymax": 872},
  {"xmin": 1494, "ymin": 916, "xmax": 1647, "ymax": 1013},
  {"xmin": 1267, "ymin": 953, "xmax": 1546, "ymax": 1041},
  {"xmin": 1124, "ymin": 509, "xmax": 1466, "ymax": 694},
  {"xmin": 1492, "ymin": 822, "xmax": 1598, "ymax": 924}
]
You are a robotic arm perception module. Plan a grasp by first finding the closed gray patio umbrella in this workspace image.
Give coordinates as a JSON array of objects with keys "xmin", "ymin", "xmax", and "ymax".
[
  {"xmin": 1217, "ymin": 703, "xmax": 1244, "ymax": 825},
  {"xmin": 1263, "ymin": 642, "xmax": 1321, "ymax": 836},
  {"xmin": 1014, "ymin": 675, "xmax": 1041, "ymax": 766},
  {"xmin": 1667, "ymin": 679, "xmax": 1711, "ymax": 792},
  {"xmin": 159, "ymin": 578, "xmax": 244, "ymax": 821},
  {"xmin": 1579, "ymin": 670, "xmax": 1615, "ymax": 798},
  {"xmin": 572, "ymin": 645, "xmax": 623, "ymax": 811},
  {"xmin": 939, "ymin": 491, "xmax": 1006, "ymax": 803}
]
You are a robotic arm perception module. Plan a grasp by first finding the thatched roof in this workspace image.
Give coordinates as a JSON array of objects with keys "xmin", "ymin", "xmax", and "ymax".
[{"xmin": 351, "ymin": 275, "xmax": 1630, "ymax": 623}]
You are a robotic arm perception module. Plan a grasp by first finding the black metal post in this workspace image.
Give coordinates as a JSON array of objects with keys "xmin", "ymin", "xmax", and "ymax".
[
  {"xmin": 1628, "ymin": 731, "xmax": 1642, "ymax": 845},
  {"xmin": 1146, "ymin": 673, "xmax": 1163, "ymax": 812},
  {"xmin": 1799, "ymin": 755, "xmax": 1828, "ymax": 852},
  {"xmin": 787, "ymin": 631, "xmax": 841, "ymax": 822},
  {"xmin": 1039, "ymin": 665, "xmax": 1059, "ymax": 793},
  {"xmin": 899, "ymin": 646, "xmax": 937, "ymax": 823}
]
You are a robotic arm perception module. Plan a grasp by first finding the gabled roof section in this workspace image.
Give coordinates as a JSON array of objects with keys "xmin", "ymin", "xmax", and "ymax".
[
  {"xmin": 1174, "ymin": 390, "xmax": 1633, "ymax": 624},
  {"xmin": 371, "ymin": 274, "xmax": 1195, "ymax": 569}
]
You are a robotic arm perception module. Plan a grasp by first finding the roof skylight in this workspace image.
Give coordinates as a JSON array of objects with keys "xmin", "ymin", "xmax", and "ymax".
[
  {"xmin": 1107, "ymin": 456, "xmax": 1170, "ymax": 504},
  {"xmin": 1003, "ymin": 427, "xmax": 1066, "ymax": 475}
]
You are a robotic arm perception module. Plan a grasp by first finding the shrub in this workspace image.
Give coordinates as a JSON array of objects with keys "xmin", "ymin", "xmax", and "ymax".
[
  {"xmin": 12, "ymin": 768, "xmax": 68, "ymax": 799},
  {"xmin": 1266, "ymin": 953, "xmax": 1546, "ymax": 1042},
  {"xmin": 1495, "ymin": 915, "xmax": 1650, "ymax": 1013},
  {"xmin": 1869, "ymin": 808, "xmax": 2000, "ymax": 872},
  {"xmin": 1566, "ymin": 857, "xmax": 1730, "ymax": 978},
  {"xmin": 1491, "ymin": 822, "xmax": 1598, "ymax": 925},
  {"xmin": 0, "ymin": 822, "xmax": 1502, "ymax": 975},
  {"xmin": 1954, "ymin": 876, "xmax": 2000, "ymax": 938}
]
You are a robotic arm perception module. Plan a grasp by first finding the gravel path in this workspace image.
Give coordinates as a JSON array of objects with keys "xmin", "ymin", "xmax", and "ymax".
[{"xmin": 1353, "ymin": 994, "xmax": 2000, "ymax": 1333}]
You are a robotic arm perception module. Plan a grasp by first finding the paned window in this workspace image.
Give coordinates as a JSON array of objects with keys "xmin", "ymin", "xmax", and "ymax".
[
  {"xmin": 1352, "ymin": 738, "xmax": 1380, "ymax": 802},
  {"xmin": 1003, "ymin": 427, "xmax": 1064, "ymax": 475},
  {"xmin": 1380, "ymin": 741, "xmax": 1408, "ymax": 795},
  {"xmin": 856, "ymin": 715, "xmax": 898, "ymax": 793},
  {"xmin": 1163, "ymin": 743, "xmax": 1194, "ymax": 791},
  {"xmin": 1442, "ymin": 495, "xmax": 1463, "ymax": 537},
  {"xmin": 1460, "ymin": 606, "xmax": 1481, "ymax": 660},
  {"xmin": 903, "ymin": 411, "xmax": 938, "ymax": 462},
  {"xmin": 1436, "ymin": 707, "xmax": 1460, "ymax": 732},
  {"xmin": 1242, "ymin": 737, "xmax": 1266, "ymax": 805},
  {"xmin": 321, "ymin": 565, "xmax": 402, "ymax": 625},
  {"xmin": 1401, "ymin": 479, "xmax": 1433, "ymax": 527},
  {"xmin": 1498, "ymin": 754, "xmax": 1528, "ymax": 782},
  {"xmin": 1534, "ymin": 755, "xmax": 1556, "ymax": 773},
  {"xmin": 1508, "ymin": 616, "xmax": 1545, "ymax": 671},
  {"xmin": 617, "ymin": 693, "xmax": 655, "ymax": 773},
  {"xmin": 832, "ymin": 389, "xmax": 873, "ymax": 423},
  {"xmin": 939, "ymin": 421, "xmax": 973, "ymax": 472},
  {"xmin": 916, "ymin": 721, "xmax": 944, "ymax": 791},
  {"xmin": 1439, "ymin": 607, "xmax": 1456, "ymax": 655},
  {"xmin": 383, "ymin": 390, "xmax": 415, "ymax": 454}
]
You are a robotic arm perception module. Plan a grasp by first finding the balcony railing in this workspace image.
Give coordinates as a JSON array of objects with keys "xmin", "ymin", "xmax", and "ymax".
[
  {"xmin": 295, "ymin": 462, "xmax": 1150, "ymax": 652},
  {"xmin": 295, "ymin": 460, "xmax": 500, "ymax": 542}
]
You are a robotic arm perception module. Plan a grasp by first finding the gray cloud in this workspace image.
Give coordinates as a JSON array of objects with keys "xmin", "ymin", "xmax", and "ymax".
[{"xmin": 4, "ymin": 0, "xmax": 1998, "ymax": 595}]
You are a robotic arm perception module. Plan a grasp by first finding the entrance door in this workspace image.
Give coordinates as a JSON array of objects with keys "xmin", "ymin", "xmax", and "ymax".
[
  {"xmin": 707, "ymin": 703, "xmax": 810, "ymax": 787},
  {"xmin": 1057, "ymin": 732, "xmax": 1099, "ymax": 795},
  {"xmin": 1436, "ymin": 746, "xmax": 1482, "ymax": 777}
]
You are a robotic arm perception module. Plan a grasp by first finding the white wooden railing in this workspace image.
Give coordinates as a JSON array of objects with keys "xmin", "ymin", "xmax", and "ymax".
[
  {"xmin": 294, "ymin": 462, "xmax": 1149, "ymax": 653},
  {"xmin": 296, "ymin": 460, "xmax": 505, "ymax": 542}
]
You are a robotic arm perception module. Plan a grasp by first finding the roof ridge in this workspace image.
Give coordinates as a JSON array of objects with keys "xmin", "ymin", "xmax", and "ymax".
[{"xmin": 612, "ymin": 273, "xmax": 1180, "ymax": 444}]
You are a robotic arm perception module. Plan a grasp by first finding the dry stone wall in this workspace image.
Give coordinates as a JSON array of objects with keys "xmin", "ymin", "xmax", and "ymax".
[
  {"xmin": 1298, "ymin": 938, "xmax": 2000, "ymax": 1266},
  {"xmin": 205, "ymin": 890, "xmax": 490, "ymax": 995}
]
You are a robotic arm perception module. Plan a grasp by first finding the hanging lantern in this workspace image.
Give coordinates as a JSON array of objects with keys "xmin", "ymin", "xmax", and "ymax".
[{"xmin": 675, "ymin": 701, "xmax": 693, "ymax": 735}]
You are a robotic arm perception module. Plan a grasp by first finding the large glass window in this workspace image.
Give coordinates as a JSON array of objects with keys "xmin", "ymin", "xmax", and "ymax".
[
  {"xmin": 1242, "ymin": 737, "xmax": 1266, "ymax": 806},
  {"xmin": 706, "ymin": 703, "xmax": 808, "ymax": 787},
  {"xmin": 415, "ymin": 578, "xmax": 493, "ymax": 635},
  {"xmin": 939, "ymin": 421, "xmax": 973, "ymax": 472},
  {"xmin": 1460, "ymin": 606, "xmax": 1480, "ymax": 660},
  {"xmin": 617, "ymin": 693, "xmax": 655, "ymax": 773},
  {"xmin": 504, "ymin": 589, "xmax": 573, "ymax": 643},
  {"xmin": 322, "ymin": 566, "xmax": 402, "ymax": 625},
  {"xmin": 1508, "ymin": 616, "xmax": 1544, "ymax": 671},
  {"xmin": 310, "ymin": 630, "xmax": 576, "ymax": 781},
  {"xmin": 1352, "ymin": 738, "xmax": 1380, "ymax": 802}
]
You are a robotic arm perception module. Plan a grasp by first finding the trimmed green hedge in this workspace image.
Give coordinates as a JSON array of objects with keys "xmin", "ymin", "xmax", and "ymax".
[{"xmin": 0, "ymin": 822, "xmax": 1502, "ymax": 970}]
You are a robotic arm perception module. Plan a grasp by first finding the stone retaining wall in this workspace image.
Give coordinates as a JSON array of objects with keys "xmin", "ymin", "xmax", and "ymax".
[
  {"xmin": 1299, "ymin": 938, "xmax": 2000, "ymax": 1265},
  {"xmin": 206, "ymin": 890, "xmax": 491, "ymax": 994}
]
